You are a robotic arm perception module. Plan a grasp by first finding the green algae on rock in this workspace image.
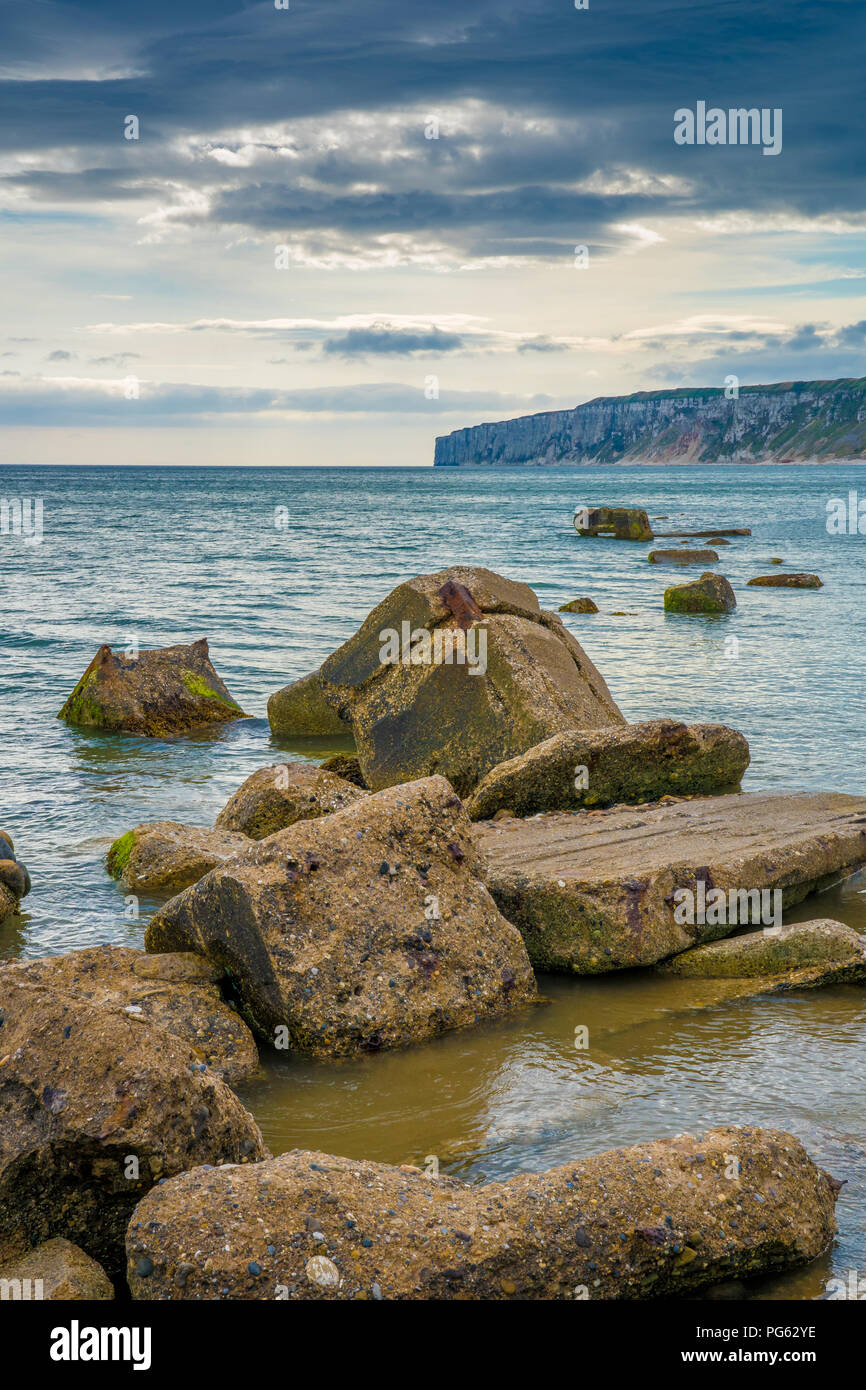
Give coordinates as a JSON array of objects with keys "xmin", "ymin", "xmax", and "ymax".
[
  {"xmin": 107, "ymin": 821, "xmax": 251, "ymax": 893},
  {"xmin": 126, "ymin": 1126, "xmax": 837, "ymax": 1300},
  {"xmin": 146, "ymin": 775, "xmax": 537, "ymax": 1055},
  {"xmin": 57, "ymin": 639, "xmax": 248, "ymax": 736},
  {"xmin": 267, "ymin": 667, "xmax": 352, "ymax": 737},
  {"xmin": 658, "ymin": 918, "xmax": 866, "ymax": 988},
  {"xmin": 664, "ymin": 572, "xmax": 736, "ymax": 614},
  {"xmin": 215, "ymin": 762, "xmax": 366, "ymax": 840},
  {"xmin": 465, "ymin": 720, "xmax": 750, "ymax": 820},
  {"xmin": 307, "ymin": 566, "xmax": 625, "ymax": 796},
  {"xmin": 747, "ymin": 573, "xmax": 823, "ymax": 588}
]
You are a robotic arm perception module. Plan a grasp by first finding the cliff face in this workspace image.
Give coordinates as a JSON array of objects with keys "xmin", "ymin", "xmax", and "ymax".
[{"xmin": 433, "ymin": 377, "xmax": 866, "ymax": 466}]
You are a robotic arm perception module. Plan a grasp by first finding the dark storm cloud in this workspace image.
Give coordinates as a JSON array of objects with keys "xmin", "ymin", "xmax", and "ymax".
[{"xmin": 1, "ymin": 0, "xmax": 864, "ymax": 258}]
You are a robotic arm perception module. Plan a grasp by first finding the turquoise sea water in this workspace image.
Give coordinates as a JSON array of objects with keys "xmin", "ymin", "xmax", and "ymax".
[{"xmin": 2, "ymin": 461, "xmax": 866, "ymax": 1299}]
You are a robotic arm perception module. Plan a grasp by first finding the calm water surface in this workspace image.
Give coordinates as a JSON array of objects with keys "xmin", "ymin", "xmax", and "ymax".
[{"xmin": 2, "ymin": 463, "xmax": 865, "ymax": 1299}]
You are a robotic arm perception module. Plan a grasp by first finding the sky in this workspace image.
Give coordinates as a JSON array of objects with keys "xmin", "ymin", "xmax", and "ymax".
[{"xmin": 1, "ymin": 0, "xmax": 866, "ymax": 466}]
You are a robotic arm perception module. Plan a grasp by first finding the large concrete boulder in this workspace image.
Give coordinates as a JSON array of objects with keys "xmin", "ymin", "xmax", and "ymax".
[
  {"xmin": 309, "ymin": 567, "xmax": 625, "ymax": 795},
  {"xmin": 58, "ymin": 639, "xmax": 247, "ymax": 736},
  {"xmin": 126, "ymin": 1126, "xmax": 837, "ymax": 1301},
  {"xmin": 0, "ymin": 829, "xmax": 30, "ymax": 918},
  {"xmin": 0, "ymin": 946, "xmax": 261, "ymax": 1084},
  {"xmin": 664, "ymin": 572, "xmax": 736, "ymax": 614},
  {"xmin": 474, "ymin": 791, "xmax": 866, "ymax": 973},
  {"xmin": 0, "ymin": 1238, "xmax": 114, "ymax": 1300},
  {"xmin": 465, "ymin": 720, "xmax": 750, "ymax": 819},
  {"xmin": 146, "ymin": 776, "xmax": 536, "ymax": 1055},
  {"xmin": 107, "ymin": 821, "xmax": 252, "ymax": 893},
  {"xmin": 573, "ymin": 506, "xmax": 653, "ymax": 541},
  {"xmin": 215, "ymin": 762, "xmax": 366, "ymax": 840},
  {"xmin": 0, "ymin": 967, "xmax": 268, "ymax": 1275},
  {"xmin": 267, "ymin": 668, "xmax": 351, "ymax": 737},
  {"xmin": 658, "ymin": 918, "xmax": 866, "ymax": 988}
]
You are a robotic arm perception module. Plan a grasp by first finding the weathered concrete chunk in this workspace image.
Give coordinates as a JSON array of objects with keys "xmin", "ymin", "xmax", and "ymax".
[
  {"xmin": 0, "ymin": 968, "xmax": 268, "ymax": 1275},
  {"xmin": 573, "ymin": 506, "xmax": 653, "ymax": 541},
  {"xmin": 126, "ymin": 1126, "xmax": 837, "ymax": 1301},
  {"xmin": 465, "ymin": 721, "xmax": 750, "ymax": 820},
  {"xmin": 474, "ymin": 791, "xmax": 866, "ymax": 973},
  {"xmin": 215, "ymin": 762, "xmax": 366, "ymax": 840},
  {"xmin": 0, "ymin": 1238, "xmax": 114, "ymax": 1300},
  {"xmin": 58, "ymin": 639, "xmax": 247, "ymax": 736},
  {"xmin": 649, "ymin": 548, "xmax": 719, "ymax": 565},
  {"xmin": 309, "ymin": 567, "xmax": 624, "ymax": 795},
  {"xmin": 0, "ymin": 945, "xmax": 260, "ymax": 1084},
  {"xmin": 107, "ymin": 821, "xmax": 252, "ymax": 893},
  {"xmin": 558, "ymin": 597, "xmax": 598, "ymax": 613},
  {"xmin": 267, "ymin": 668, "xmax": 351, "ymax": 737},
  {"xmin": 747, "ymin": 573, "xmax": 823, "ymax": 588},
  {"xmin": 665, "ymin": 572, "xmax": 736, "ymax": 613},
  {"xmin": 0, "ymin": 828, "xmax": 30, "ymax": 918},
  {"xmin": 658, "ymin": 918, "xmax": 866, "ymax": 989},
  {"xmin": 146, "ymin": 775, "xmax": 536, "ymax": 1054}
]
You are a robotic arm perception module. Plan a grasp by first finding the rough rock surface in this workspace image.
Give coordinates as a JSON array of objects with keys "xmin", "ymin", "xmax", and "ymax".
[
  {"xmin": 58, "ymin": 639, "xmax": 247, "ymax": 736},
  {"xmin": 146, "ymin": 776, "xmax": 537, "ymax": 1054},
  {"xmin": 126, "ymin": 1126, "xmax": 837, "ymax": 1300},
  {"xmin": 573, "ymin": 506, "xmax": 653, "ymax": 541},
  {"xmin": 0, "ymin": 945, "xmax": 260, "ymax": 1083},
  {"xmin": 0, "ymin": 829, "xmax": 30, "ymax": 917},
  {"xmin": 649, "ymin": 549, "xmax": 719, "ymax": 565},
  {"xmin": 747, "ymin": 573, "xmax": 823, "ymax": 589},
  {"xmin": 215, "ymin": 762, "xmax": 366, "ymax": 840},
  {"xmin": 474, "ymin": 791, "xmax": 866, "ymax": 972},
  {"xmin": 665, "ymin": 573, "xmax": 736, "ymax": 613},
  {"xmin": 311, "ymin": 567, "xmax": 625, "ymax": 795},
  {"xmin": 0, "ymin": 969, "xmax": 268, "ymax": 1274},
  {"xmin": 267, "ymin": 668, "xmax": 351, "ymax": 737},
  {"xmin": 558, "ymin": 597, "xmax": 598, "ymax": 613},
  {"xmin": 107, "ymin": 821, "xmax": 251, "ymax": 893},
  {"xmin": 465, "ymin": 721, "xmax": 750, "ymax": 820},
  {"xmin": 0, "ymin": 1238, "xmax": 114, "ymax": 1300},
  {"xmin": 658, "ymin": 918, "xmax": 866, "ymax": 988}
]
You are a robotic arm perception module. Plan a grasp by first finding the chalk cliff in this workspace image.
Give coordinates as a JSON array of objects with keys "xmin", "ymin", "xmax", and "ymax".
[{"xmin": 433, "ymin": 377, "xmax": 866, "ymax": 466}]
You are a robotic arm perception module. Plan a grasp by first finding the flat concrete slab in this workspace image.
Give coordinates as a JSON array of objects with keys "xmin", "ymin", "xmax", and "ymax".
[{"xmin": 474, "ymin": 791, "xmax": 866, "ymax": 973}]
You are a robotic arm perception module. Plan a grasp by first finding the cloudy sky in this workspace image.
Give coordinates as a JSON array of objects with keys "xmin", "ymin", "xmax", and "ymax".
[{"xmin": 1, "ymin": 0, "xmax": 865, "ymax": 465}]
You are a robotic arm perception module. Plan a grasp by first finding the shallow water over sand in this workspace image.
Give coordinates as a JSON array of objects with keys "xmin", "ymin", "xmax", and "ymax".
[{"xmin": 3, "ymin": 462, "xmax": 866, "ymax": 1298}]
